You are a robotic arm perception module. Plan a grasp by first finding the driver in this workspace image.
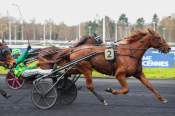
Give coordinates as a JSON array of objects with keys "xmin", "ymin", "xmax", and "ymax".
[
  {"xmin": 12, "ymin": 45, "xmax": 38, "ymax": 78},
  {"xmin": 12, "ymin": 45, "xmax": 53, "ymax": 79}
]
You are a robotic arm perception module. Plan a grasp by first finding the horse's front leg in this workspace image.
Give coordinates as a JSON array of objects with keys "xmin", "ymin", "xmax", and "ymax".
[
  {"xmin": 136, "ymin": 72, "xmax": 167, "ymax": 103},
  {"xmin": 106, "ymin": 70, "xmax": 129, "ymax": 94}
]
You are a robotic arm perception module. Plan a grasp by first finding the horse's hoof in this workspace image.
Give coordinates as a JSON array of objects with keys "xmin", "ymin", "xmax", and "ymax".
[
  {"xmin": 103, "ymin": 100, "xmax": 108, "ymax": 106},
  {"xmin": 105, "ymin": 88, "xmax": 113, "ymax": 93},
  {"xmin": 162, "ymin": 98, "xmax": 168, "ymax": 103}
]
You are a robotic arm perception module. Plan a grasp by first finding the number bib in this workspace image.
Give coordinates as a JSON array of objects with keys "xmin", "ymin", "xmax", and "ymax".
[{"xmin": 105, "ymin": 48, "xmax": 115, "ymax": 60}]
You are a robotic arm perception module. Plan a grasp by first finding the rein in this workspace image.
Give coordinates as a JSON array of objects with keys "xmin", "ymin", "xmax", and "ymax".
[
  {"xmin": 60, "ymin": 44, "xmax": 148, "ymax": 62},
  {"xmin": 54, "ymin": 43, "xmax": 149, "ymax": 63}
]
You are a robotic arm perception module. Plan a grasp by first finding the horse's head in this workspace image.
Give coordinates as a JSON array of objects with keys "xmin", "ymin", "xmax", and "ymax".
[
  {"xmin": 0, "ymin": 41, "xmax": 15, "ymax": 68},
  {"xmin": 147, "ymin": 29, "xmax": 171, "ymax": 53},
  {"xmin": 82, "ymin": 34, "xmax": 103, "ymax": 45}
]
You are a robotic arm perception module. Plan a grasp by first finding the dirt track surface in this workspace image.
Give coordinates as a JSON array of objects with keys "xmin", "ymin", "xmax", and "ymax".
[{"xmin": 0, "ymin": 76, "xmax": 175, "ymax": 116}]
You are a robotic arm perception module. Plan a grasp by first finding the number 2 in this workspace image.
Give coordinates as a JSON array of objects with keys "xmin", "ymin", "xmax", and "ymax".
[{"xmin": 107, "ymin": 50, "xmax": 112, "ymax": 58}]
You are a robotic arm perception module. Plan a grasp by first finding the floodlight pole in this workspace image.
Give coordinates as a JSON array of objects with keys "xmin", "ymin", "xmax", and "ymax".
[
  {"xmin": 49, "ymin": 19, "xmax": 52, "ymax": 41},
  {"xmin": 115, "ymin": 22, "xmax": 118, "ymax": 42},
  {"xmin": 78, "ymin": 23, "xmax": 81, "ymax": 40},
  {"xmin": 103, "ymin": 15, "xmax": 106, "ymax": 43},
  {"xmin": 43, "ymin": 22, "xmax": 46, "ymax": 46},
  {"xmin": 7, "ymin": 11, "xmax": 11, "ymax": 45}
]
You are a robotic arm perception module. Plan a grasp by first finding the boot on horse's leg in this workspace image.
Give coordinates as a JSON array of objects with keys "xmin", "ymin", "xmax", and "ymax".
[
  {"xmin": 77, "ymin": 65, "xmax": 108, "ymax": 105},
  {"xmin": 105, "ymin": 73, "xmax": 129, "ymax": 95},
  {"xmin": 85, "ymin": 76, "xmax": 108, "ymax": 106}
]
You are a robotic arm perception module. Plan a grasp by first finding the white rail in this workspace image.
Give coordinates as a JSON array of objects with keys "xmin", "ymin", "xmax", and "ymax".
[{"xmin": 3, "ymin": 39, "xmax": 76, "ymax": 48}]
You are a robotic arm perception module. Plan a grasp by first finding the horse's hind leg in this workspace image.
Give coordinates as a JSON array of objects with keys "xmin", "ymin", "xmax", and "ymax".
[
  {"xmin": 78, "ymin": 67, "xmax": 108, "ymax": 105},
  {"xmin": 136, "ymin": 72, "xmax": 167, "ymax": 103},
  {"xmin": 106, "ymin": 71, "xmax": 129, "ymax": 94}
]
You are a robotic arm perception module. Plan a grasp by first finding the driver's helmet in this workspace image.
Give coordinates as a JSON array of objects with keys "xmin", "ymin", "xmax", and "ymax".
[{"xmin": 12, "ymin": 48, "xmax": 22, "ymax": 59}]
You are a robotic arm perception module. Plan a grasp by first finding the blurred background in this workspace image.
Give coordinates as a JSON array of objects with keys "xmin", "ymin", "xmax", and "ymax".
[{"xmin": 0, "ymin": 0, "xmax": 174, "ymax": 78}]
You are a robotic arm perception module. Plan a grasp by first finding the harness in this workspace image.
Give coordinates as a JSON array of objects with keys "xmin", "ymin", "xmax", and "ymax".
[
  {"xmin": 103, "ymin": 43, "xmax": 147, "ymax": 75},
  {"xmin": 113, "ymin": 41, "xmax": 149, "ymax": 77},
  {"xmin": 116, "ymin": 46, "xmax": 147, "ymax": 60}
]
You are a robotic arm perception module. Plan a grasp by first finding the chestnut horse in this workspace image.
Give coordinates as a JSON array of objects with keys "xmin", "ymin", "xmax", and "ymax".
[
  {"xmin": 27, "ymin": 34, "xmax": 103, "ymax": 69},
  {"xmin": 68, "ymin": 29, "xmax": 171, "ymax": 105}
]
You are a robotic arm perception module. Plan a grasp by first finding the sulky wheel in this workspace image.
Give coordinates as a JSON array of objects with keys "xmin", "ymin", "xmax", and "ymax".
[
  {"xmin": 57, "ymin": 79, "xmax": 77, "ymax": 105},
  {"xmin": 31, "ymin": 81, "xmax": 57, "ymax": 110},
  {"xmin": 6, "ymin": 71, "xmax": 24, "ymax": 89}
]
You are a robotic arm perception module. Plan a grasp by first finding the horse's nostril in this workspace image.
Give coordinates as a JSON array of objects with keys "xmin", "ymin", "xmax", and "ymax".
[{"xmin": 168, "ymin": 48, "xmax": 171, "ymax": 52}]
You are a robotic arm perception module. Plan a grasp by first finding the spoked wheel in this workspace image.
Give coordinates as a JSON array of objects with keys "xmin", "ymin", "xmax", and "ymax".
[
  {"xmin": 6, "ymin": 71, "xmax": 24, "ymax": 89},
  {"xmin": 32, "ymin": 81, "xmax": 57, "ymax": 110},
  {"xmin": 57, "ymin": 79, "xmax": 77, "ymax": 105}
]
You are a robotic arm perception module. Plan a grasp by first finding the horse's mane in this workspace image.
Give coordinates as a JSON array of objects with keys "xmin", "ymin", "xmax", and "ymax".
[
  {"xmin": 73, "ymin": 36, "xmax": 89, "ymax": 47},
  {"xmin": 124, "ymin": 30, "xmax": 147, "ymax": 43}
]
